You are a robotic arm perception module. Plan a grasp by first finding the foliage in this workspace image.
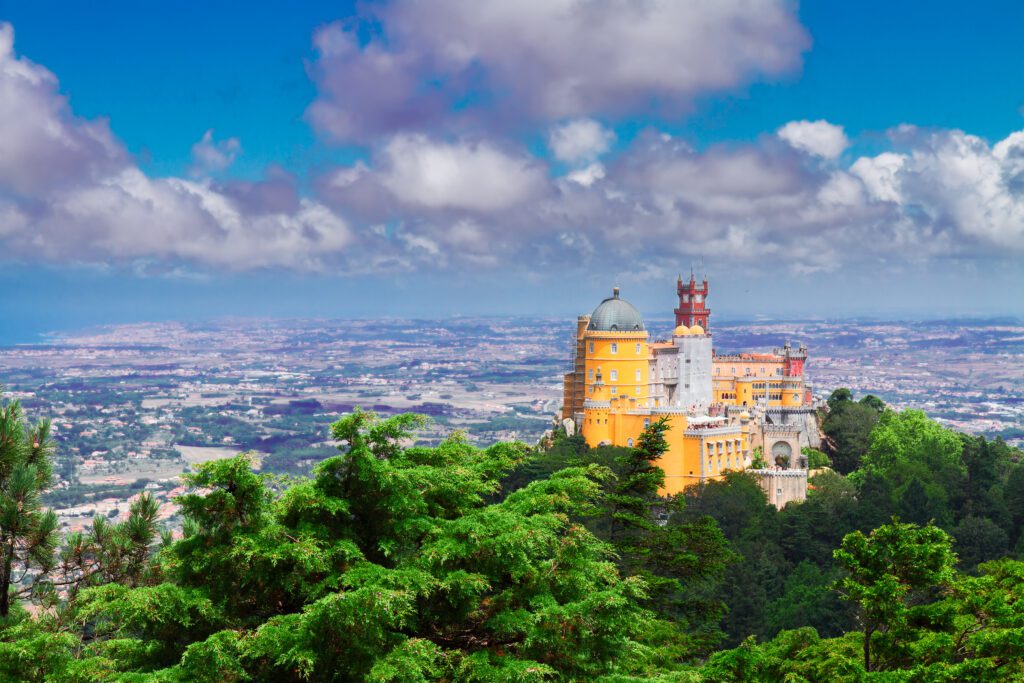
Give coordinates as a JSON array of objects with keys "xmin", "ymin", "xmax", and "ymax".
[
  {"xmin": 833, "ymin": 519, "xmax": 957, "ymax": 672},
  {"xmin": 802, "ymin": 447, "xmax": 830, "ymax": 470},
  {"xmin": 0, "ymin": 392, "xmax": 59, "ymax": 616},
  {"xmin": 12, "ymin": 409, "xmax": 696, "ymax": 680},
  {"xmin": 749, "ymin": 447, "xmax": 767, "ymax": 470},
  {"xmin": 0, "ymin": 393, "xmax": 1022, "ymax": 681},
  {"xmin": 820, "ymin": 389, "xmax": 883, "ymax": 473}
]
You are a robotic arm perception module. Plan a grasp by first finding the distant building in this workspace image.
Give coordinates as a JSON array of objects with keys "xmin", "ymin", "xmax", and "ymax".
[{"xmin": 560, "ymin": 274, "xmax": 817, "ymax": 507}]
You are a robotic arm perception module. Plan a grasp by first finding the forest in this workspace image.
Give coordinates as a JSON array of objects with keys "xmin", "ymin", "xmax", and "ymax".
[{"xmin": 0, "ymin": 387, "xmax": 1022, "ymax": 681}]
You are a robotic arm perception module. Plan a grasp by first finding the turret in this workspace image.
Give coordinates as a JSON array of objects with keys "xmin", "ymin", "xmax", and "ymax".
[{"xmin": 674, "ymin": 270, "xmax": 711, "ymax": 330}]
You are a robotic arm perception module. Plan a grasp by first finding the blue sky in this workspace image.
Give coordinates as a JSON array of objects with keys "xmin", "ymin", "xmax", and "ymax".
[{"xmin": 1, "ymin": 1, "xmax": 1023, "ymax": 342}]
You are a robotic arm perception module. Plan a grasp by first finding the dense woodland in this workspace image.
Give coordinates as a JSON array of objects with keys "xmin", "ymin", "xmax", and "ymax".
[{"xmin": 0, "ymin": 387, "xmax": 1022, "ymax": 681}]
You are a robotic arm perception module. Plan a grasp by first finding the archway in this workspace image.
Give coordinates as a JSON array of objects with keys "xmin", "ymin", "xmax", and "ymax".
[{"xmin": 771, "ymin": 441, "xmax": 793, "ymax": 468}]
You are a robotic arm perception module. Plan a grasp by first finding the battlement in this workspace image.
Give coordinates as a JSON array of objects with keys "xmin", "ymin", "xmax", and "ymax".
[
  {"xmin": 747, "ymin": 468, "xmax": 808, "ymax": 477},
  {"xmin": 763, "ymin": 423, "xmax": 801, "ymax": 435}
]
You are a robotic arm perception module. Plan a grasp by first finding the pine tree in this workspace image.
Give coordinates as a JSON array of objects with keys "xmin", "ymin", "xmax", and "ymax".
[{"xmin": 0, "ymin": 392, "xmax": 58, "ymax": 616}]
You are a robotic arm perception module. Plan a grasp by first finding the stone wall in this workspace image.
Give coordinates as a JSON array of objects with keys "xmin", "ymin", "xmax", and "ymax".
[{"xmin": 750, "ymin": 468, "xmax": 808, "ymax": 509}]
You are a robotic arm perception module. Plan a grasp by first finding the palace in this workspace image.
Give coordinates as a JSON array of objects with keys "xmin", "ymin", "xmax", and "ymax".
[{"xmin": 560, "ymin": 274, "xmax": 818, "ymax": 506}]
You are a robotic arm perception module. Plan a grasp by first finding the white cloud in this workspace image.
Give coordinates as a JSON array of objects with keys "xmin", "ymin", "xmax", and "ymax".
[
  {"xmin": 850, "ymin": 152, "xmax": 905, "ymax": 202},
  {"xmin": 189, "ymin": 129, "xmax": 241, "ymax": 176},
  {"xmin": 307, "ymin": 1, "xmax": 809, "ymax": 140},
  {"xmin": 0, "ymin": 23, "xmax": 356, "ymax": 271},
  {"xmin": 0, "ymin": 22, "xmax": 125, "ymax": 195},
  {"xmin": 4, "ymin": 19, "xmax": 1024, "ymax": 281},
  {"xmin": 377, "ymin": 134, "xmax": 546, "ymax": 211},
  {"xmin": 777, "ymin": 120, "xmax": 850, "ymax": 160},
  {"xmin": 899, "ymin": 130, "xmax": 1024, "ymax": 249},
  {"xmin": 548, "ymin": 119, "xmax": 616, "ymax": 164},
  {"xmin": 566, "ymin": 162, "xmax": 606, "ymax": 187}
]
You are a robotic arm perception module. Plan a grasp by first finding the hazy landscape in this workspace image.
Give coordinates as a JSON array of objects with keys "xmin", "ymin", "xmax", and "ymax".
[{"xmin": 1, "ymin": 315, "xmax": 1020, "ymax": 535}]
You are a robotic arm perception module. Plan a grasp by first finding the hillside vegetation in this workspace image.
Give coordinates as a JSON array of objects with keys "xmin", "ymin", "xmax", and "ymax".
[{"xmin": 0, "ymin": 389, "xmax": 1022, "ymax": 681}]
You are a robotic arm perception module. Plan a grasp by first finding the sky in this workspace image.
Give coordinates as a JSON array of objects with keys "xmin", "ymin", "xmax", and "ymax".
[{"xmin": 1, "ymin": 0, "xmax": 1023, "ymax": 342}]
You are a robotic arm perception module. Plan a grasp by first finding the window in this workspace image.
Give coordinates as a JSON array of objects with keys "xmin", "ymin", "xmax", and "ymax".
[
  {"xmin": 716, "ymin": 367, "xmax": 720, "ymax": 375},
  {"xmin": 610, "ymin": 387, "xmax": 617, "ymax": 394},
  {"xmin": 588, "ymin": 342, "xmax": 594, "ymax": 353},
  {"xmin": 588, "ymin": 369, "xmax": 593, "ymax": 380},
  {"xmin": 643, "ymin": 418, "xmax": 650, "ymax": 427},
  {"xmin": 635, "ymin": 369, "xmax": 641, "ymax": 382},
  {"xmin": 627, "ymin": 438, "xmax": 634, "ymax": 447},
  {"xmin": 609, "ymin": 370, "xmax": 618, "ymax": 381},
  {"xmin": 777, "ymin": 488, "xmax": 783, "ymax": 496},
  {"xmin": 610, "ymin": 343, "xmax": 618, "ymax": 354},
  {"xmin": 635, "ymin": 343, "xmax": 641, "ymax": 354}
]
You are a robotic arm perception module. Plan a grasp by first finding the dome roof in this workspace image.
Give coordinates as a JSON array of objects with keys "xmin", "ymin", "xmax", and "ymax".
[
  {"xmin": 739, "ymin": 410, "xmax": 751, "ymax": 420},
  {"xmin": 587, "ymin": 288, "xmax": 645, "ymax": 332},
  {"xmin": 673, "ymin": 325, "xmax": 690, "ymax": 336},
  {"xmin": 689, "ymin": 324, "xmax": 705, "ymax": 335}
]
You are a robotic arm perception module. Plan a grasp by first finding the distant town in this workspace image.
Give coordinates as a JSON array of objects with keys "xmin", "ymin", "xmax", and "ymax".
[{"xmin": 1, "ymin": 316, "xmax": 1021, "ymax": 534}]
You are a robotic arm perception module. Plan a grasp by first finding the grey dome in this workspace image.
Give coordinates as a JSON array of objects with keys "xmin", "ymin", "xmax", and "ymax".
[{"xmin": 587, "ymin": 288, "xmax": 645, "ymax": 332}]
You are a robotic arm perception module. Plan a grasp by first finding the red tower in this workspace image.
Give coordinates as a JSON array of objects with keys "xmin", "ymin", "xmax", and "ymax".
[{"xmin": 674, "ymin": 272, "xmax": 711, "ymax": 329}]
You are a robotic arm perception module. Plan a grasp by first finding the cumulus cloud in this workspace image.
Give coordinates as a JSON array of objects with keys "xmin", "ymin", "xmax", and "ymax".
[
  {"xmin": 316, "ymin": 124, "xmax": 1024, "ymax": 277},
  {"xmin": 894, "ymin": 129, "xmax": 1024, "ymax": 249},
  {"xmin": 0, "ymin": 23, "xmax": 355, "ymax": 271},
  {"xmin": 0, "ymin": 23, "xmax": 125, "ymax": 195},
  {"xmin": 3, "ymin": 18, "xmax": 1024, "ymax": 282},
  {"xmin": 548, "ymin": 119, "xmax": 616, "ymax": 164},
  {"xmin": 777, "ymin": 119, "xmax": 850, "ymax": 159},
  {"xmin": 320, "ymin": 135, "xmax": 548, "ymax": 216},
  {"xmin": 189, "ymin": 129, "xmax": 241, "ymax": 176},
  {"xmin": 307, "ymin": 0, "xmax": 809, "ymax": 141},
  {"xmin": 377, "ymin": 135, "xmax": 547, "ymax": 212},
  {"xmin": 566, "ymin": 163, "xmax": 607, "ymax": 187}
]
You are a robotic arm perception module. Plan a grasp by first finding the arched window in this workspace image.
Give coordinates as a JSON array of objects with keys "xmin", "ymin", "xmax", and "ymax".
[
  {"xmin": 610, "ymin": 343, "xmax": 618, "ymax": 354},
  {"xmin": 635, "ymin": 343, "xmax": 641, "ymax": 354},
  {"xmin": 627, "ymin": 438, "xmax": 634, "ymax": 447}
]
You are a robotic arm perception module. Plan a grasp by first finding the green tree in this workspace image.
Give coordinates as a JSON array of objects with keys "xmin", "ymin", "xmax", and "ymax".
[
  {"xmin": 953, "ymin": 515, "xmax": 1009, "ymax": 572},
  {"xmin": 56, "ymin": 411, "xmax": 683, "ymax": 680},
  {"xmin": 821, "ymin": 397, "xmax": 880, "ymax": 474},
  {"xmin": 858, "ymin": 394, "xmax": 886, "ymax": 413},
  {"xmin": 833, "ymin": 519, "xmax": 956, "ymax": 672},
  {"xmin": 826, "ymin": 388, "xmax": 853, "ymax": 411},
  {"xmin": 764, "ymin": 561, "xmax": 851, "ymax": 638},
  {"xmin": 679, "ymin": 473, "xmax": 787, "ymax": 645},
  {"xmin": 0, "ymin": 394, "xmax": 58, "ymax": 617},
  {"xmin": 607, "ymin": 417, "xmax": 670, "ymax": 550},
  {"xmin": 802, "ymin": 447, "xmax": 831, "ymax": 470}
]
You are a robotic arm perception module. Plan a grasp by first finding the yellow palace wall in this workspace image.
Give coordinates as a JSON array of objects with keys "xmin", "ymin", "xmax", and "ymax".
[
  {"xmin": 581, "ymin": 400, "xmax": 750, "ymax": 496},
  {"xmin": 583, "ymin": 331, "xmax": 650, "ymax": 404}
]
